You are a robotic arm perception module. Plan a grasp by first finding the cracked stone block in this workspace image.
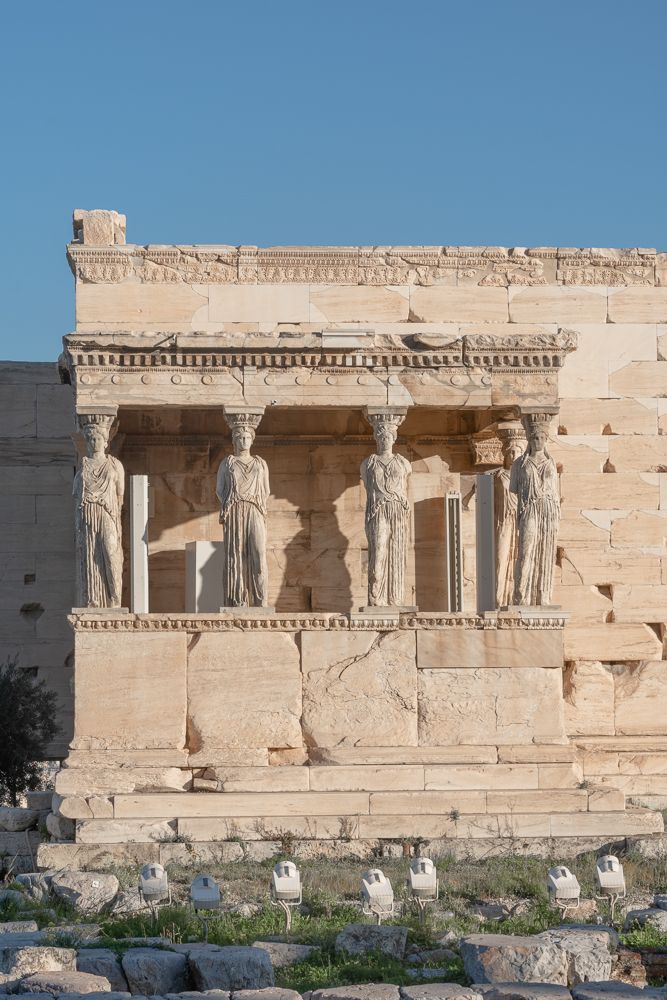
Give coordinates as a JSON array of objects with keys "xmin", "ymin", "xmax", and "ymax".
[{"xmin": 301, "ymin": 630, "xmax": 418, "ymax": 747}]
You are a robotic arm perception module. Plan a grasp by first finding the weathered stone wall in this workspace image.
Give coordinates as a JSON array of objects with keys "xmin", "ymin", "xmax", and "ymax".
[
  {"xmin": 0, "ymin": 362, "xmax": 75, "ymax": 756},
  {"xmin": 56, "ymin": 613, "xmax": 664, "ymax": 846}
]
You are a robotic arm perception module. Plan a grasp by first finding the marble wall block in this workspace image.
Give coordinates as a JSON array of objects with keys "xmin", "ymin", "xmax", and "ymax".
[
  {"xmin": 301, "ymin": 630, "xmax": 418, "ymax": 747},
  {"xmin": 187, "ymin": 631, "xmax": 302, "ymax": 752},
  {"xmin": 417, "ymin": 667, "xmax": 566, "ymax": 746},
  {"xmin": 71, "ymin": 631, "xmax": 187, "ymax": 750}
]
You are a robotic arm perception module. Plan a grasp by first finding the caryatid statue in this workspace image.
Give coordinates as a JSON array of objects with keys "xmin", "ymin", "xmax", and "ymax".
[
  {"xmin": 509, "ymin": 410, "xmax": 561, "ymax": 606},
  {"xmin": 361, "ymin": 408, "xmax": 411, "ymax": 608},
  {"xmin": 73, "ymin": 411, "xmax": 125, "ymax": 608},
  {"xmin": 216, "ymin": 408, "xmax": 269, "ymax": 608},
  {"xmin": 493, "ymin": 421, "xmax": 526, "ymax": 608}
]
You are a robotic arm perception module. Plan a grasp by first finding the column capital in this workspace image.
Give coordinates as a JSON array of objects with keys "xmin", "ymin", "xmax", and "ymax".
[
  {"xmin": 363, "ymin": 405, "xmax": 408, "ymax": 430},
  {"xmin": 223, "ymin": 405, "xmax": 266, "ymax": 432}
]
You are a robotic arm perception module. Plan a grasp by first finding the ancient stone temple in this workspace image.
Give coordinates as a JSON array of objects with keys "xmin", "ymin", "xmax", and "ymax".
[{"xmin": 3, "ymin": 209, "xmax": 667, "ymax": 860}]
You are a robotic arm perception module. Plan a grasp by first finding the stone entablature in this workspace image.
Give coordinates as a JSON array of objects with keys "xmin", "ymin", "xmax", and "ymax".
[
  {"xmin": 59, "ymin": 330, "xmax": 576, "ymax": 412},
  {"xmin": 68, "ymin": 241, "xmax": 663, "ymax": 288},
  {"xmin": 61, "ymin": 330, "xmax": 577, "ymax": 371}
]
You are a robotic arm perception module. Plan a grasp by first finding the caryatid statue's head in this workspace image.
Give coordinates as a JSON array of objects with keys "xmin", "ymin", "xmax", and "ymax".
[
  {"xmin": 498, "ymin": 426, "xmax": 527, "ymax": 469},
  {"xmin": 231, "ymin": 424, "xmax": 256, "ymax": 456},
  {"xmin": 367, "ymin": 411, "xmax": 405, "ymax": 456},
  {"xmin": 521, "ymin": 412, "xmax": 553, "ymax": 456},
  {"xmin": 225, "ymin": 410, "xmax": 263, "ymax": 458},
  {"xmin": 79, "ymin": 414, "xmax": 113, "ymax": 459}
]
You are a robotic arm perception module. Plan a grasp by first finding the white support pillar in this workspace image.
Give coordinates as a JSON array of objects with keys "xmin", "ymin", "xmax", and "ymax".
[
  {"xmin": 476, "ymin": 473, "xmax": 496, "ymax": 613},
  {"xmin": 130, "ymin": 475, "xmax": 149, "ymax": 613},
  {"xmin": 444, "ymin": 492, "xmax": 463, "ymax": 613}
]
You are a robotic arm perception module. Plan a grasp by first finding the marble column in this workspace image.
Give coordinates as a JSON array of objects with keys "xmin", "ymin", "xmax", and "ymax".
[
  {"xmin": 73, "ymin": 407, "xmax": 125, "ymax": 609},
  {"xmin": 361, "ymin": 406, "xmax": 411, "ymax": 609},
  {"xmin": 510, "ymin": 408, "xmax": 561, "ymax": 607},
  {"xmin": 217, "ymin": 406, "xmax": 270, "ymax": 608}
]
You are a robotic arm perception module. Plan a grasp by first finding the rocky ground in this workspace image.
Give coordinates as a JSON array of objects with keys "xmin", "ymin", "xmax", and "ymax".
[{"xmin": 2, "ymin": 850, "xmax": 667, "ymax": 1000}]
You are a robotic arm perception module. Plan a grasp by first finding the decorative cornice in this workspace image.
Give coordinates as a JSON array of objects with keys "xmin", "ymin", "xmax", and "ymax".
[
  {"xmin": 67, "ymin": 611, "xmax": 567, "ymax": 632},
  {"xmin": 67, "ymin": 244, "xmax": 659, "ymax": 287},
  {"xmin": 61, "ymin": 330, "xmax": 577, "ymax": 380}
]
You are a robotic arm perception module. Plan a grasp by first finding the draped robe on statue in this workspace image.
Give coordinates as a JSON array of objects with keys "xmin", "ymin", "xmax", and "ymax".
[
  {"xmin": 216, "ymin": 454, "xmax": 269, "ymax": 607},
  {"xmin": 493, "ymin": 467, "xmax": 518, "ymax": 608},
  {"xmin": 361, "ymin": 452, "xmax": 411, "ymax": 606},
  {"xmin": 509, "ymin": 450, "xmax": 560, "ymax": 606},
  {"xmin": 73, "ymin": 455, "xmax": 124, "ymax": 607}
]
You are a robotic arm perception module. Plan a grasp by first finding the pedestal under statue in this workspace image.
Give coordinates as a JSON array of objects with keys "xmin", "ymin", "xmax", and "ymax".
[
  {"xmin": 361, "ymin": 408, "xmax": 411, "ymax": 608},
  {"xmin": 216, "ymin": 408, "xmax": 269, "ymax": 608},
  {"xmin": 73, "ymin": 412, "xmax": 124, "ymax": 608},
  {"xmin": 493, "ymin": 422, "xmax": 526, "ymax": 608},
  {"xmin": 510, "ymin": 410, "xmax": 560, "ymax": 606}
]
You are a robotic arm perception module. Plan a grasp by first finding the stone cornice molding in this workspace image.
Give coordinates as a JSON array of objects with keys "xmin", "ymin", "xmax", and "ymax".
[
  {"xmin": 67, "ymin": 611, "xmax": 567, "ymax": 632},
  {"xmin": 60, "ymin": 330, "xmax": 577, "ymax": 381},
  {"xmin": 67, "ymin": 243, "xmax": 659, "ymax": 287}
]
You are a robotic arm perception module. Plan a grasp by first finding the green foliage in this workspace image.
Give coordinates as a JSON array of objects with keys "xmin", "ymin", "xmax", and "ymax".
[
  {"xmin": 276, "ymin": 950, "xmax": 464, "ymax": 993},
  {"xmin": 496, "ymin": 899, "xmax": 563, "ymax": 936},
  {"xmin": 622, "ymin": 923, "xmax": 667, "ymax": 951},
  {"xmin": 0, "ymin": 656, "xmax": 58, "ymax": 806}
]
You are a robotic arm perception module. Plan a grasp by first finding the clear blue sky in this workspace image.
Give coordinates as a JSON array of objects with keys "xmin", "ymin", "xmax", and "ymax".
[{"xmin": 2, "ymin": 0, "xmax": 666, "ymax": 361}]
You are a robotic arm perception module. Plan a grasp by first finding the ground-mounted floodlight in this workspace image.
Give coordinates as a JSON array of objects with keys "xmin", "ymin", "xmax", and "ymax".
[
  {"xmin": 547, "ymin": 865, "xmax": 581, "ymax": 917},
  {"xmin": 190, "ymin": 873, "xmax": 221, "ymax": 940},
  {"xmin": 361, "ymin": 868, "xmax": 394, "ymax": 925},
  {"xmin": 596, "ymin": 855, "xmax": 626, "ymax": 920},
  {"xmin": 270, "ymin": 860, "xmax": 302, "ymax": 933},
  {"xmin": 407, "ymin": 857, "xmax": 438, "ymax": 923},
  {"xmin": 138, "ymin": 862, "xmax": 170, "ymax": 914}
]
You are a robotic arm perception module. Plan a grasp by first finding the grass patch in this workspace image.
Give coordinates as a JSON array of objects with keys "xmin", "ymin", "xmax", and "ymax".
[
  {"xmin": 622, "ymin": 924, "xmax": 667, "ymax": 951},
  {"xmin": 277, "ymin": 950, "xmax": 467, "ymax": 993}
]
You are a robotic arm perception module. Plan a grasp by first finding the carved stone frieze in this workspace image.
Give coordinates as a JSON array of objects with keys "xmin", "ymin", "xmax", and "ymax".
[
  {"xmin": 463, "ymin": 330, "xmax": 577, "ymax": 369},
  {"xmin": 556, "ymin": 248, "xmax": 655, "ymax": 286},
  {"xmin": 66, "ymin": 243, "xmax": 658, "ymax": 285}
]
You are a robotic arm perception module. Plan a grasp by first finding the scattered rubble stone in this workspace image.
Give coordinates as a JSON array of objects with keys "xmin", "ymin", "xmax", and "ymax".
[
  {"xmin": 572, "ymin": 984, "xmax": 667, "ymax": 1000},
  {"xmin": 0, "ymin": 808, "xmax": 39, "ymax": 832},
  {"xmin": 250, "ymin": 942, "xmax": 316, "ymax": 968},
  {"xmin": 77, "ymin": 950, "xmax": 129, "ymax": 992},
  {"xmin": 475, "ymin": 986, "xmax": 571, "ymax": 1000},
  {"xmin": 0, "ymin": 922, "xmax": 38, "ymax": 934},
  {"xmin": 622, "ymin": 907, "xmax": 667, "ymax": 932},
  {"xmin": 188, "ymin": 946, "xmax": 274, "ymax": 992},
  {"xmin": 0, "ymin": 945, "xmax": 76, "ymax": 981},
  {"xmin": 311, "ymin": 988, "xmax": 400, "ymax": 1000},
  {"xmin": 401, "ymin": 988, "xmax": 484, "ymax": 1000},
  {"xmin": 17, "ymin": 970, "xmax": 111, "ymax": 994},
  {"xmin": 45, "ymin": 815, "xmax": 75, "ymax": 842},
  {"xmin": 109, "ymin": 890, "xmax": 150, "ymax": 916},
  {"xmin": 15, "ymin": 875, "xmax": 52, "ymax": 903},
  {"xmin": 50, "ymin": 873, "xmax": 119, "ymax": 915},
  {"xmin": 121, "ymin": 949, "xmax": 188, "ymax": 996},
  {"xmin": 460, "ymin": 935, "xmax": 569, "ymax": 986},
  {"xmin": 233, "ymin": 991, "xmax": 302, "ymax": 1000},
  {"xmin": 335, "ymin": 924, "xmax": 408, "ymax": 960},
  {"xmin": 538, "ymin": 929, "xmax": 613, "ymax": 985}
]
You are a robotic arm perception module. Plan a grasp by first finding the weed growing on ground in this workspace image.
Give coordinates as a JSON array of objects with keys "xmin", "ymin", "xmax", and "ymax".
[{"xmin": 622, "ymin": 924, "xmax": 667, "ymax": 951}]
